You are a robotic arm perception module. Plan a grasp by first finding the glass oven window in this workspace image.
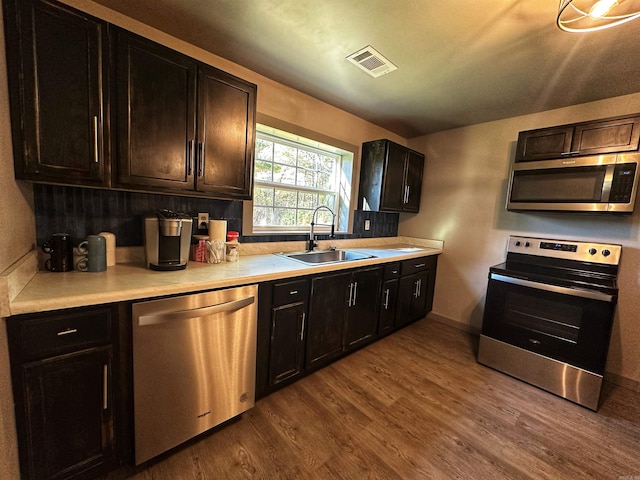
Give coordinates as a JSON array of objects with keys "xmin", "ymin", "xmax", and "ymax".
[{"xmin": 504, "ymin": 291, "xmax": 581, "ymax": 343}]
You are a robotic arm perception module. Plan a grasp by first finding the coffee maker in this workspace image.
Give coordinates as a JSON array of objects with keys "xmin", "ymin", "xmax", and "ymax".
[{"xmin": 144, "ymin": 209, "xmax": 193, "ymax": 271}]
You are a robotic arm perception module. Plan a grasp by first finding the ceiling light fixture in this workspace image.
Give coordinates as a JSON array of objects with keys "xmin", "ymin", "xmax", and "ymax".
[{"xmin": 557, "ymin": 0, "xmax": 640, "ymax": 32}]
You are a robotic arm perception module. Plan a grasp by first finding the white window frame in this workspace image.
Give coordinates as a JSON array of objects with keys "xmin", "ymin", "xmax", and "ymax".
[{"xmin": 243, "ymin": 122, "xmax": 356, "ymax": 236}]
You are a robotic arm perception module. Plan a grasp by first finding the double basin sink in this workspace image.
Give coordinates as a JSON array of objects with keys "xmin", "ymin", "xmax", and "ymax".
[{"xmin": 276, "ymin": 248, "xmax": 375, "ymax": 265}]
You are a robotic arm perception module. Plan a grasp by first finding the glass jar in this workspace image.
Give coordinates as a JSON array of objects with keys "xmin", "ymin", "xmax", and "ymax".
[{"xmin": 225, "ymin": 231, "xmax": 239, "ymax": 262}]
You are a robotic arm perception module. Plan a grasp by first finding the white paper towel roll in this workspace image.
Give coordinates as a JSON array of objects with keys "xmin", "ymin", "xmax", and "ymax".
[
  {"xmin": 208, "ymin": 220, "xmax": 227, "ymax": 242},
  {"xmin": 98, "ymin": 231, "xmax": 116, "ymax": 266}
]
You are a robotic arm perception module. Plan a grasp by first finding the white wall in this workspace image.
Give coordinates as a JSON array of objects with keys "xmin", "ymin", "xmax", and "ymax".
[{"xmin": 404, "ymin": 94, "xmax": 640, "ymax": 386}]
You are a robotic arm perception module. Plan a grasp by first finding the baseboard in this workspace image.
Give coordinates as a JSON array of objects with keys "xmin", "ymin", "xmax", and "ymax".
[
  {"xmin": 604, "ymin": 371, "xmax": 640, "ymax": 393},
  {"xmin": 427, "ymin": 312, "xmax": 481, "ymax": 335},
  {"xmin": 427, "ymin": 312, "xmax": 640, "ymax": 393}
]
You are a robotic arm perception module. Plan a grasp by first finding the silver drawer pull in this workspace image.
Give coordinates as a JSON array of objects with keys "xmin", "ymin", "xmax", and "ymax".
[
  {"xmin": 57, "ymin": 328, "xmax": 78, "ymax": 336},
  {"xmin": 289, "ymin": 290, "xmax": 298, "ymax": 295},
  {"xmin": 415, "ymin": 263, "xmax": 426, "ymax": 268}
]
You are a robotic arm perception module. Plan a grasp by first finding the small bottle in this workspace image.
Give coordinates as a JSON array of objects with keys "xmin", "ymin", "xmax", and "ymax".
[{"xmin": 226, "ymin": 231, "xmax": 239, "ymax": 262}]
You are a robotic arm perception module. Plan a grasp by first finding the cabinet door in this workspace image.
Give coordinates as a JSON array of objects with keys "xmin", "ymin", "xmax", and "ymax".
[
  {"xmin": 197, "ymin": 65, "xmax": 256, "ymax": 199},
  {"xmin": 571, "ymin": 116, "xmax": 640, "ymax": 156},
  {"xmin": 116, "ymin": 30, "xmax": 197, "ymax": 191},
  {"xmin": 515, "ymin": 127, "xmax": 574, "ymax": 162},
  {"xmin": 344, "ymin": 267, "xmax": 382, "ymax": 349},
  {"xmin": 403, "ymin": 150, "xmax": 424, "ymax": 212},
  {"xmin": 379, "ymin": 278, "xmax": 399, "ymax": 334},
  {"xmin": 21, "ymin": 346, "xmax": 113, "ymax": 480},
  {"xmin": 5, "ymin": 0, "xmax": 109, "ymax": 185},
  {"xmin": 396, "ymin": 270, "xmax": 429, "ymax": 328},
  {"xmin": 380, "ymin": 142, "xmax": 408, "ymax": 211},
  {"xmin": 269, "ymin": 302, "xmax": 306, "ymax": 385},
  {"xmin": 306, "ymin": 272, "xmax": 350, "ymax": 369}
]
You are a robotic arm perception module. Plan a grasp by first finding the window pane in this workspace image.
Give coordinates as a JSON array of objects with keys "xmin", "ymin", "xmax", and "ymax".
[
  {"xmin": 313, "ymin": 209, "xmax": 333, "ymax": 224},
  {"xmin": 299, "ymin": 192, "xmax": 317, "ymax": 209},
  {"xmin": 319, "ymin": 156, "xmax": 336, "ymax": 173},
  {"xmin": 254, "ymin": 186, "xmax": 274, "ymax": 206},
  {"xmin": 256, "ymin": 138, "xmax": 273, "ymax": 161},
  {"xmin": 274, "ymin": 164, "xmax": 296, "ymax": 184},
  {"xmin": 296, "ymin": 169, "xmax": 317, "ymax": 188},
  {"xmin": 297, "ymin": 209, "xmax": 313, "ymax": 226},
  {"xmin": 274, "ymin": 189, "xmax": 297, "ymax": 207},
  {"xmin": 298, "ymin": 150, "xmax": 320, "ymax": 170},
  {"xmin": 254, "ymin": 160, "xmax": 273, "ymax": 182},
  {"xmin": 274, "ymin": 208, "xmax": 297, "ymax": 226},
  {"xmin": 274, "ymin": 144, "xmax": 296, "ymax": 166},
  {"xmin": 253, "ymin": 206, "xmax": 274, "ymax": 226},
  {"xmin": 319, "ymin": 193, "xmax": 336, "ymax": 209},
  {"xmin": 317, "ymin": 172, "xmax": 334, "ymax": 191}
]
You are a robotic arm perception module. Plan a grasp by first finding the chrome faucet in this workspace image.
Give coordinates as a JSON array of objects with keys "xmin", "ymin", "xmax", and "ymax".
[{"xmin": 308, "ymin": 206, "xmax": 335, "ymax": 251}]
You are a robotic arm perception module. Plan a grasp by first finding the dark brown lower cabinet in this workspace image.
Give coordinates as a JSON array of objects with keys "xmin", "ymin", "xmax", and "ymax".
[
  {"xmin": 396, "ymin": 256, "xmax": 438, "ymax": 329},
  {"xmin": 306, "ymin": 266, "xmax": 382, "ymax": 369},
  {"xmin": 8, "ymin": 305, "xmax": 117, "ymax": 480},
  {"xmin": 379, "ymin": 278, "xmax": 399, "ymax": 334}
]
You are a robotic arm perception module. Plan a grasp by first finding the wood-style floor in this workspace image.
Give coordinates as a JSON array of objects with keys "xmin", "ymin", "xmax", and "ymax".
[{"xmin": 105, "ymin": 319, "xmax": 640, "ymax": 480}]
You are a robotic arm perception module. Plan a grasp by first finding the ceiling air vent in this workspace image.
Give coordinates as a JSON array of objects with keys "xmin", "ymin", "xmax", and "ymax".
[{"xmin": 346, "ymin": 45, "xmax": 397, "ymax": 78}]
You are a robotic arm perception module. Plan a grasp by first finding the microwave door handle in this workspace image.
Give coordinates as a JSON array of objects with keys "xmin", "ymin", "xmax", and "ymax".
[
  {"xmin": 489, "ymin": 273, "xmax": 614, "ymax": 303},
  {"xmin": 601, "ymin": 165, "xmax": 615, "ymax": 202}
]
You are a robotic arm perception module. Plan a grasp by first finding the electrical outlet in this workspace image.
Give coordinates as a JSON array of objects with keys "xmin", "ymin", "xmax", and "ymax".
[
  {"xmin": 198, "ymin": 212, "xmax": 209, "ymax": 229},
  {"xmin": 364, "ymin": 219, "xmax": 371, "ymax": 231}
]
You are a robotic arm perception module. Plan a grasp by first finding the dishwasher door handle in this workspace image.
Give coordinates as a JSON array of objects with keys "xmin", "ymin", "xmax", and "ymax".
[{"xmin": 138, "ymin": 296, "xmax": 255, "ymax": 326}]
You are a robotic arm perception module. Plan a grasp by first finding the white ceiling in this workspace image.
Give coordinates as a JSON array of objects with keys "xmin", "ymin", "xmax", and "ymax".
[{"xmin": 92, "ymin": 0, "xmax": 640, "ymax": 138}]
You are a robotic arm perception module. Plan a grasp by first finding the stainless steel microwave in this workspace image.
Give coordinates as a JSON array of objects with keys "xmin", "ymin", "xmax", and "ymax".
[{"xmin": 507, "ymin": 153, "xmax": 640, "ymax": 213}]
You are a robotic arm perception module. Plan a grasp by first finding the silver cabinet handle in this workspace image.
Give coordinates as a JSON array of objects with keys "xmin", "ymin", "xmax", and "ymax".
[
  {"xmin": 417, "ymin": 279, "xmax": 422, "ymax": 298},
  {"xmin": 489, "ymin": 273, "xmax": 614, "ymax": 302},
  {"xmin": 103, "ymin": 364, "xmax": 108, "ymax": 410},
  {"xmin": 138, "ymin": 296, "xmax": 255, "ymax": 325},
  {"xmin": 198, "ymin": 142, "xmax": 205, "ymax": 177},
  {"xmin": 347, "ymin": 283, "xmax": 353, "ymax": 307},
  {"xmin": 415, "ymin": 263, "xmax": 426, "ymax": 269},
  {"xmin": 300, "ymin": 312, "xmax": 305, "ymax": 341},
  {"xmin": 57, "ymin": 328, "xmax": 78, "ymax": 336},
  {"xmin": 352, "ymin": 281, "xmax": 358, "ymax": 306},
  {"xmin": 290, "ymin": 290, "xmax": 298, "ymax": 295},
  {"xmin": 187, "ymin": 140, "xmax": 195, "ymax": 175},
  {"xmin": 93, "ymin": 116, "xmax": 99, "ymax": 164},
  {"xmin": 413, "ymin": 280, "xmax": 419, "ymax": 298},
  {"xmin": 383, "ymin": 288, "xmax": 390, "ymax": 309}
]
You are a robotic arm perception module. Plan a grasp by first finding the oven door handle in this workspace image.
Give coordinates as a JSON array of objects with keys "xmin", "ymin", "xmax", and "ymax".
[{"xmin": 489, "ymin": 273, "xmax": 615, "ymax": 303}]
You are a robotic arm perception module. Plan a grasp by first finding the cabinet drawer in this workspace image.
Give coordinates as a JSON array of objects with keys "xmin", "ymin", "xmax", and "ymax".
[
  {"xmin": 12, "ymin": 307, "xmax": 112, "ymax": 360},
  {"xmin": 273, "ymin": 279, "xmax": 309, "ymax": 306},
  {"xmin": 400, "ymin": 257, "xmax": 431, "ymax": 275},
  {"xmin": 384, "ymin": 262, "xmax": 401, "ymax": 279}
]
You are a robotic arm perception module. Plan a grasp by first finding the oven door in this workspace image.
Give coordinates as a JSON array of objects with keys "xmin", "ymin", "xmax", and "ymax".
[{"xmin": 482, "ymin": 273, "xmax": 616, "ymax": 374}]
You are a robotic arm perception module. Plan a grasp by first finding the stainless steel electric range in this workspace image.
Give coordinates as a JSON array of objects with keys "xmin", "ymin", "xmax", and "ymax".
[{"xmin": 478, "ymin": 235, "xmax": 621, "ymax": 410}]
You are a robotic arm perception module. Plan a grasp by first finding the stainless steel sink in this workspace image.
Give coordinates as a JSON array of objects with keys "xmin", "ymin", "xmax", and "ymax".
[{"xmin": 275, "ymin": 249, "xmax": 375, "ymax": 264}]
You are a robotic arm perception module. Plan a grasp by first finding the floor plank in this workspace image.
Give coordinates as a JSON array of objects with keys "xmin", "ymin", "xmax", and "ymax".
[{"xmin": 105, "ymin": 319, "xmax": 640, "ymax": 479}]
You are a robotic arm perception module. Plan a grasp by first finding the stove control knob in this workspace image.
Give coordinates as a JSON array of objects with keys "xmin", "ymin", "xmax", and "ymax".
[
  {"xmin": 524, "ymin": 242, "xmax": 530, "ymax": 247},
  {"xmin": 515, "ymin": 241, "xmax": 521, "ymax": 246},
  {"xmin": 602, "ymin": 249, "xmax": 611, "ymax": 257},
  {"xmin": 588, "ymin": 248, "xmax": 597, "ymax": 255}
]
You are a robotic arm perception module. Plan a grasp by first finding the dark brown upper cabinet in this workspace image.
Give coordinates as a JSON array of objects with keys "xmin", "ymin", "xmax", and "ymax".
[
  {"xmin": 4, "ymin": 0, "xmax": 110, "ymax": 186},
  {"xmin": 358, "ymin": 139, "xmax": 425, "ymax": 213},
  {"xmin": 515, "ymin": 114, "xmax": 640, "ymax": 162},
  {"xmin": 115, "ymin": 30, "xmax": 256, "ymax": 200}
]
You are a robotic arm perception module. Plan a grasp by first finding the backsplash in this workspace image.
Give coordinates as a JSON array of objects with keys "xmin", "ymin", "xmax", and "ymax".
[{"xmin": 34, "ymin": 185, "xmax": 399, "ymax": 247}]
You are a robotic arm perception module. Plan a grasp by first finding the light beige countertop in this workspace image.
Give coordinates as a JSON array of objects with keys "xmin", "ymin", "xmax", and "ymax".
[{"xmin": 5, "ymin": 236, "xmax": 443, "ymax": 316}]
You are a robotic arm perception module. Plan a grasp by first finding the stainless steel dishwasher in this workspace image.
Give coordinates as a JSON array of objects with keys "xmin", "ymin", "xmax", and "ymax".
[{"xmin": 132, "ymin": 284, "xmax": 258, "ymax": 465}]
